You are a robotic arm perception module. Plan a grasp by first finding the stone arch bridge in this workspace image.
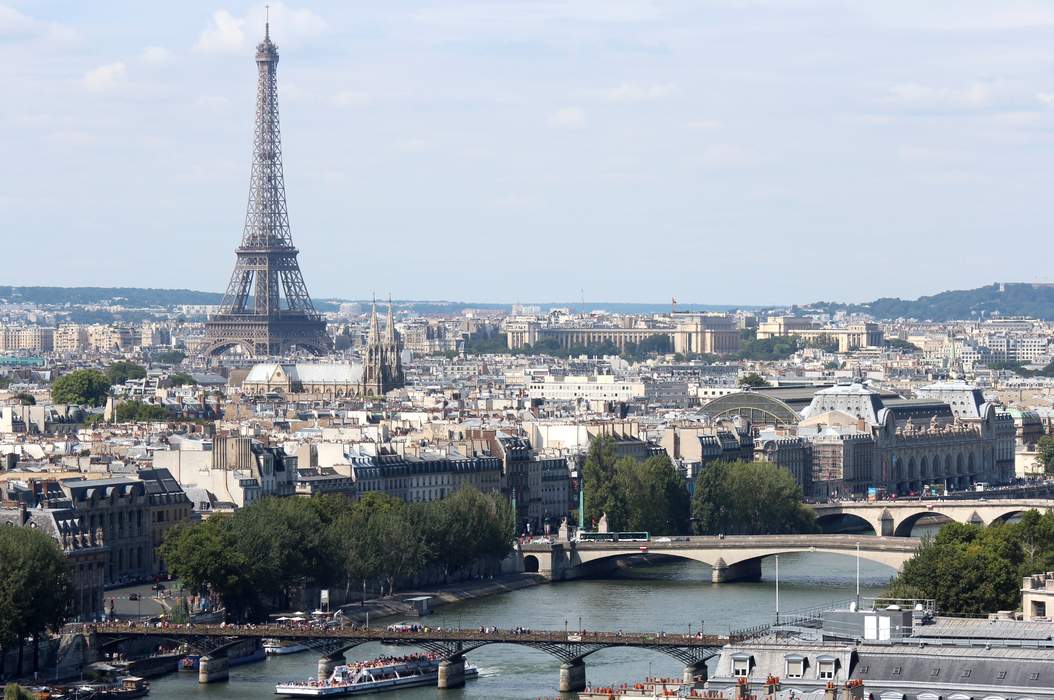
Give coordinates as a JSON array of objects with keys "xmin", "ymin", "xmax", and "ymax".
[
  {"xmin": 520, "ymin": 534, "xmax": 919, "ymax": 583},
  {"xmin": 810, "ymin": 499, "xmax": 1054, "ymax": 537}
]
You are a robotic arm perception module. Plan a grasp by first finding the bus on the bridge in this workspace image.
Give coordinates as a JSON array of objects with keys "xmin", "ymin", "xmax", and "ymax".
[{"xmin": 576, "ymin": 531, "xmax": 650, "ymax": 543}]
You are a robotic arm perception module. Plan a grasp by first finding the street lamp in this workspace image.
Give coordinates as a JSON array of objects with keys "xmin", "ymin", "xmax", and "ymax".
[
  {"xmin": 564, "ymin": 619, "xmax": 568, "ymax": 636},
  {"xmin": 578, "ymin": 615, "xmax": 582, "ymax": 633},
  {"xmin": 774, "ymin": 555, "xmax": 780, "ymax": 625},
  {"xmin": 855, "ymin": 541, "xmax": 861, "ymax": 606}
]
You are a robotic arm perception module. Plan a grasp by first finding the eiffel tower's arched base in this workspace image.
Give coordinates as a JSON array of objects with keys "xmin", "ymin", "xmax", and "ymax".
[{"xmin": 201, "ymin": 315, "xmax": 332, "ymax": 358}]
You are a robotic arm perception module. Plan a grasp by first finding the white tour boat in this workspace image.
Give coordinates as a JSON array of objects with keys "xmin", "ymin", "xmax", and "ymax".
[
  {"xmin": 274, "ymin": 654, "xmax": 478, "ymax": 696},
  {"xmin": 264, "ymin": 638, "xmax": 310, "ymax": 655}
]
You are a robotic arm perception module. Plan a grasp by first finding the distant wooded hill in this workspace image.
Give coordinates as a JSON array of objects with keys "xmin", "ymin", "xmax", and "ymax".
[{"xmin": 802, "ymin": 283, "xmax": 1054, "ymax": 321}]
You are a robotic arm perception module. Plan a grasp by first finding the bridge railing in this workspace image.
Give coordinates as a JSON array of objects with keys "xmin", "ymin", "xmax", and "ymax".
[{"xmin": 86, "ymin": 622, "xmax": 735, "ymax": 647}]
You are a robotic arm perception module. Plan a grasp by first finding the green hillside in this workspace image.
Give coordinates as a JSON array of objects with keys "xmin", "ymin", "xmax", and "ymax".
[{"xmin": 802, "ymin": 283, "xmax": 1054, "ymax": 321}]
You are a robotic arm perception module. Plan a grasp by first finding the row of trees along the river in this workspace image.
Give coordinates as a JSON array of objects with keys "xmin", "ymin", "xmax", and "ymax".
[
  {"xmin": 582, "ymin": 436, "xmax": 816, "ymax": 535},
  {"xmin": 888, "ymin": 509, "xmax": 1054, "ymax": 614},
  {"xmin": 162, "ymin": 487, "xmax": 515, "ymax": 622},
  {"xmin": 0, "ymin": 528, "xmax": 73, "ymax": 679}
]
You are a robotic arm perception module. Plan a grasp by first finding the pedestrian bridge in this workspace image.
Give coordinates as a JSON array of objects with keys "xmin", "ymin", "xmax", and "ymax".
[
  {"xmin": 520, "ymin": 534, "xmax": 920, "ymax": 582},
  {"xmin": 88, "ymin": 623, "xmax": 733, "ymax": 693},
  {"xmin": 810, "ymin": 499, "xmax": 1054, "ymax": 537}
]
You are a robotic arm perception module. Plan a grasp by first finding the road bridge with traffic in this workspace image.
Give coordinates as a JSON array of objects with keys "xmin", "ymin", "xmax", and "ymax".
[
  {"xmin": 810, "ymin": 499, "xmax": 1054, "ymax": 537},
  {"xmin": 88, "ymin": 623, "xmax": 735, "ymax": 692},
  {"xmin": 520, "ymin": 534, "xmax": 920, "ymax": 582}
]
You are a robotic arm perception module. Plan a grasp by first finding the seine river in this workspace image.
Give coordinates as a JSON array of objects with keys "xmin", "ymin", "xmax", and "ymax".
[{"xmin": 146, "ymin": 552, "xmax": 895, "ymax": 700}]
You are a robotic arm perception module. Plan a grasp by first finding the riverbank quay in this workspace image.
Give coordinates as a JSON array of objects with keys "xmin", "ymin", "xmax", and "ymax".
[{"xmin": 335, "ymin": 573, "xmax": 547, "ymax": 623}]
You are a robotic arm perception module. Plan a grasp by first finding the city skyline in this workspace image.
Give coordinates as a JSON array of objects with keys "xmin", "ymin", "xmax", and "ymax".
[{"xmin": 3, "ymin": 1, "xmax": 1054, "ymax": 303}]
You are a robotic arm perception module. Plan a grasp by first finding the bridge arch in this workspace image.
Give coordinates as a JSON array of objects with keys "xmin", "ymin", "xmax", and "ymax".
[
  {"xmin": 892, "ymin": 510, "xmax": 957, "ymax": 538},
  {"xmin": 814, "ymin": 512, "xmax": 878, "ymax": 536},
  {"xmin": 523, "ymin": 555, "xmax": 540, "ymax": 573},
  {"xmin": 573, "ymin": 546, "xmax": 907, "ymax": 578},
  {"xmin": 988, "ymin": 510, "xmax": 1029, "ymax": 526}
]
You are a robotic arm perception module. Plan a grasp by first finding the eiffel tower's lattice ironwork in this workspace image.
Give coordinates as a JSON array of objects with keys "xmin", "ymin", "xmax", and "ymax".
[{"xmin": 202, "ymin": 22, "xmax": 331, "ymax": 357}]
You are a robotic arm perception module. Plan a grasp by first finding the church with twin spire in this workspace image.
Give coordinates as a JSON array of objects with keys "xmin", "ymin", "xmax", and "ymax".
[{"xmin": 360, "ymin": 299, "xmax": 405, "ymax": 396}]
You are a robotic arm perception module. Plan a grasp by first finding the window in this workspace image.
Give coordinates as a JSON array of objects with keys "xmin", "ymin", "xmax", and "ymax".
[
  {"xmin": 997, "ymin": 672, "xmax": 1007, "ymax": 680},
  {"xmin": 1029, "ymin": 673, "xmax": 1040, "ymax": 681},
  {"xmin": 962, "ymin": 670, "xmax": 972, "ymax": 678},
  {"xmin": 892, "ymin": 667, "xmax": 902, "ymax": 677},
  {"xmin": 930, "ymin": 668, "xmax": 941, "ymax": 678},
  {"xmin": 859, "ymin": 665, "xmax": 869, "ymax": 674},
  {"xmin": 819, "ymin": 660, "xmax": 836, "ymax": 680},
  {"xmin": 786, "ymin": 658, "xmax": 804, "ymax": 679},
  {"xmin": 733, "ymin": 657, "xmax": 751, "ymax": 677}
]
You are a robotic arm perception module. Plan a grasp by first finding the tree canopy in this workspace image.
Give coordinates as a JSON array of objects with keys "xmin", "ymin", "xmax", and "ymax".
[
  {"xmin": 582, "ymin": 436, "xmax": 691, "ymax": 534},
  {"xmin": 162, "ymin": 488, "xmax": 515, "ymax": 621},
  {"xmin": 888, "ymin": 510, "xmax": 1054, "ymax": 614},
  {"xmin": 50, "ymin": 369, "xmax": 111, "ymax": 407},
  {"xmin": 106, "ymin": 361, "xmax": 147, "ymax": 385},
  {"xmin": 115, "ymin": 401, "xmax": 168, "ymax": 422},
  {"xmin": 738, "ymin": 372, "xmax": 770, "ymax": 388},
  {"xmin": 692, "ymin": 460, "xmax": 815, "ymax": 535},
  {"xmin": 0, "ymin": 527, "xmax": 74, "ymax": 675},
  {"xmin": 168, "ymin": 372, "xmax": 197, "ymax": 387}
]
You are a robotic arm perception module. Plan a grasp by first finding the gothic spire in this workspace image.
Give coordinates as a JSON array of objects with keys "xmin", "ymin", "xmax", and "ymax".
[
  {"xmin": 386, "ymin": 295, "xmax": 396, "ymax": 344},
  {"xmin": 368, "ymin": 297, "xmax": 380, "ymax": 343}
]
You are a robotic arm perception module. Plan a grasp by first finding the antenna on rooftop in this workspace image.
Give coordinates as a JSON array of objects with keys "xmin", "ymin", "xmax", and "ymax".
[{"xmin": 265, "ymin": 4, "xmax": 271, "ymax": 39}]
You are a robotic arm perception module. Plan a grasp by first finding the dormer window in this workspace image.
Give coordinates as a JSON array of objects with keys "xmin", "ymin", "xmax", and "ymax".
[
  {"xmin": 817, "ymin": 656, "xmax": 838, "ymax": 680},
  {"xmin": 785, "ymin": 654, "xmax": 805, "ymax": 679},
  {"xmin": 732, "ymin": 653, "xmax": 753, "ymax": 678}
]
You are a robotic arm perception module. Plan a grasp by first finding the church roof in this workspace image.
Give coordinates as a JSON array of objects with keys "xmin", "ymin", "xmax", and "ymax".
[{"xmin": 244, "ymin": 362, "xmax": 363, "ymax": 385}]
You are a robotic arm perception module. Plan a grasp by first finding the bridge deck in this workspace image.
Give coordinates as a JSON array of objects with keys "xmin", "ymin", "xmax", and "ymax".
[
  {"xmin": 522, "ymin": 534, "xmax": 921, "ymax": 552},
  {"xmin": 88, "ymin": 623, "xmax": 733, "ymax": 649}
]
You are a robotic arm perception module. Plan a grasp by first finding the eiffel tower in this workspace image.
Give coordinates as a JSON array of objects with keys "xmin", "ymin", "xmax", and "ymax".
[{"xmin": 202, "ymin": 20, "xmax": 332, "ymax": 357}]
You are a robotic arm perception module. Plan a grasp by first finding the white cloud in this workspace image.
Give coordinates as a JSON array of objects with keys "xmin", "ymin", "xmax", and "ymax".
[
  {"xmin": 81, "ymin": 62, "xmax": 128, "ymax": 92},
  {"xmin": 195, "ymin": 3, "xmax": 326, "ymax": 54},
  {"xmin": 547, "ymin": 107, "xmax": 587, "ymax": 130},
  {"xmin": 592, "ymin": 82, "xmax": 677, "ymax": 102},
  {"xmin": 687, "ymin": 119, "xmax": 722, "ymax": 130},
  {"xmin": 332, "ymin": 90, "xmax": 371, "ymax": 107},
  {"xmin": 0, "ymin": 4, "xmax": 76, "ymax": 44},
  {"xmin": 1036, "ymin": 92, "xmax": 1054, "ymax": 107},
  {"xmin": 882, "ymin": 82, "xmax": 994, "ymax": 111},
  {"xmin": 0, "ymin": 4, "xmax": 37, "ymax": 37},
  {"xmin": 195, "ymin": 10, "xmax": 246, "ymax": 53},
  {"xmin": 141, "ymin": 46, "xmax": 173, "ymax": 65}
]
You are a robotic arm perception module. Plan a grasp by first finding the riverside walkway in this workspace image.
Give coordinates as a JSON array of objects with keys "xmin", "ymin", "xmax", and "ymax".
[{"xmin": 89, "ymin": 622, "xmax": 735, "ymax": 692}]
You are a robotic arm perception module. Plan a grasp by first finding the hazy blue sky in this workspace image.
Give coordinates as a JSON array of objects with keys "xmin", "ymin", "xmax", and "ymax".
[{"xmin": 2, "ymin": 1, "xmax": 1052, "ymax": 305}]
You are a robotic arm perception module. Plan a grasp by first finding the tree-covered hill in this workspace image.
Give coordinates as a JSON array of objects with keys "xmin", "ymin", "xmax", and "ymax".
[{"xmin": 802, "ymin": 283, "xmax": 1054, "ymax": 321}]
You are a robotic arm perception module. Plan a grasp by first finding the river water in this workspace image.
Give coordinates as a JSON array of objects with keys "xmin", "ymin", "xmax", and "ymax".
[{"xmin": 146, "ymin": 552, "xmax": 895, "ymax": 700}]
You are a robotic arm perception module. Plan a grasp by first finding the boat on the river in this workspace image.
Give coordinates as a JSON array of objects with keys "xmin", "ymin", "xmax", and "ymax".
[
  {"xmin": 274, "ymin": 653, "xmax": 478, "ymax": 696},
  {"xmin": 180, "ymin": 638, "xmax": 265, "ymax": 670},
  {"xmin": 263, "ymin": 638, "xmax": 309, "ymax": 655}
]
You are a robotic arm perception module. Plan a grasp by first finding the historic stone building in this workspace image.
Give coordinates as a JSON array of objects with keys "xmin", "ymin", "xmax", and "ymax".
[
  {"xmin": 798, "ymin": 382, "xmax": 1013, "ymax": 497},
  {"xmin": 360, "ymin": 300, "xmax": 405, "ymax": 396}
]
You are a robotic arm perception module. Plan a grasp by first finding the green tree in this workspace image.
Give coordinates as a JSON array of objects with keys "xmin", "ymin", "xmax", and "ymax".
[
  {"xmin": 582, "ymin": 436, "xmax": 627, "ymax": 529},
  {"xmin": 692, "ymin": 461, "xmax": 815, "ymax": 535},
  {"xmin": 168, "ymin": 372, "xmax": 197, "ymax": 387},
  {"xmin": 50, "ymin": 369, "xmax": 111, "ymax": 407},
  {"xmin": 10, "ymin": 392, "xmax": 35, "ymax": 406},
  {"xmin": 115, "ymin": 401, "xmax": 168, "ymax": 422},
  {"xmin": 161, "ymin": 518, "xmax": 260, "ymax": 621},
  {"xmin": 614, "ymin": 454, "xmax": 690, "ymax": 534},
  {"xmin": 154, "ymin": 350, "xmax": 186, "ymax": 365},
  {"xmin": 0, "ymin": 527, "xmax": 74, "ymax": 675},
  {"xmin": 738, "ymin": 372, "xmax": 770, "ymax": 388},
  {"xmin": 5, "ymin": 685, "xmax": 36, "ymax": 700},
  {"xmin": 1037, "ymin": 436, "xmax": 1054, "ymax": 473},
  {"xmin": 106, "ymin": 361, "xmax": 147, "ymax": 385}
]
